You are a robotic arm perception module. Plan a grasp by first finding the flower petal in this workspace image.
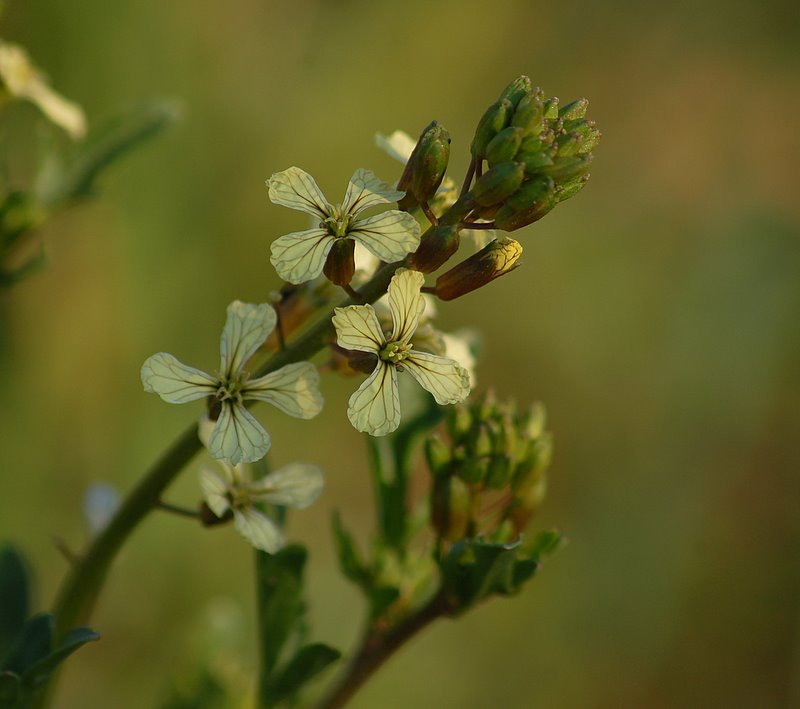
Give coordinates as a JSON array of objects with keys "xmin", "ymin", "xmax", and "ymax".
[
  {"xmin": 332, "ymin": 305, "xmax": 384, "ymax": 353},
  {"xmin": 199, "ymin": 466, "xmax": 231, "ymax": 518},
  {"xmin": 141, "ymin": 352, "xmax": 217, "ymax": 403},
  {"xmin": 267, "ymin": 166, "xmax": 331, "ymax": 219},
  {"xmin": 244, "ymin": 361, "xmax": 323, "ymax": 419},
  {"xmin": 403, "ymin": 351, "xmax": 471, "ymax": 405},
  {"xmin": 387, "ymin": 268, "xmax": 426, "ymax": 343},
  {"xmin": 350, "ymin": 210, "xmax": 421, "ymax": 264},
  {"xmin": 208, "ymin": 403, "xmax": 271, "ymax": 465},
  {"xmin": 219, "ymin": 301, "xmax": 276, "ymax": 377},
  {"xmin": 233, "ymin": 507, "xmax": 285, "ymax": 553},
  {"xmin": 347, "ymin": 362, "xmax": 401, "ymax": 436},
  {"xmin": 270, "ymin": 228, "xmax": 336, "ymax": 284},
  {"xmin": 374, "ymin": 130, "xmax": 416, "ymax": 164},
  {"xmin": 341, "ymin": 168, "xmax": 405, "ymax": 216},
  {"xmin": 250, "ymin": 463, "xmax": 324, "ymax": 509}
]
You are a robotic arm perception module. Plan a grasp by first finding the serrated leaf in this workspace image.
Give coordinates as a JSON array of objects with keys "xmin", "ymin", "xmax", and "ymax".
[
  {"xmin": 264, "ymin": 643, "xmax": 341, "ymax": 705},
  {"xmin": 21, "ymin": 626, "xmax": 99, "ymax": 688},
  {"xmin": 0, "ymin": 546, "xmax": 30, "ymax": 658},
  {"xmin": 331, "ymin": 512, "xmax": 370, "ymax": 588},
  {"xmin": 255, "ymin": 545, "xmax": 307, "ymax": 677},
  {"xmin": 0, "ymin": 614, "xmax": 52, "ymax": 676}
]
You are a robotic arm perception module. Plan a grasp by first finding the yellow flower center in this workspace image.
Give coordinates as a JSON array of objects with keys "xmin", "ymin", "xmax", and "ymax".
[{"xmin": 379, "ymin": 340, "xmax": 412, "ymax": 364}]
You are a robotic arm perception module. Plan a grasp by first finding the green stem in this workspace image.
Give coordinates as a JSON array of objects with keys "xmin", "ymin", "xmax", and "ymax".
[{"xmin": 316, "ymin": 591, "xmax": 452, "ymax": 709}]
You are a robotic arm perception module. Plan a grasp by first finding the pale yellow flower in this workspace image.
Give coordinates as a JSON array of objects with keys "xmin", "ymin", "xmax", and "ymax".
[
  {"xmin": 0, "ymin": 40, "xmax": 86, "ymax": 139},
  {"xmin": 142, "ymin": 301, "xmax": 323, "ymax": 464},
  {"xmin": 267, "ymin": 166, "xmax": 420, "ymax": 284},
  {"xmin": 332, "ymin": 269, "xmax": 470, "ymax": 436}
]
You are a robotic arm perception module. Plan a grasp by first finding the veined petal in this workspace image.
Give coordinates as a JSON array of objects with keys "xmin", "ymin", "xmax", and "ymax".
[
  {"xmin": 250, "ymin": 463, "xmax": 324, "ymax": 509},
  {"xmin": 244, "ymin": 361, "xmax": 323, "ymax": 419},
  {"xmin": 199, "ymin": 466, "xmax": 231, "ymax": 518},
  {"xmin": 208, "ymin": 403, "xmax": 271, "ymax": 465},
  {"xmin": 219, "ymin": 301, "xmax": 276, "ymax": 377},
  {"xmin": 341, "ymin": 168, "xmax": 405, "ymax": 216},
  {"xmin": 270, "ymin": 228, "xmax": 336, "ymax": 284},
  {"xmin": 332, "ymin": 305, "xmax": 384, "ymax": 353},
  {"xmin": 267, "ymin": 166, "xmax": 331, "ymax": 219},
  {"xmin": 374, "ymin": 130, "xmax": 416, "ymax": 164},
  {"xmin": 233, "ymin": 507, "xmax": 285, "ymax": 553},
  {"xmin": 347, "ymin": 362, "xmax": 401, "ymax": 436},
  {"xmin": 387, "ymin": 269, "xmax": 426, "ymax": 343},
  {"xmin": 141, "ymin": 352, "xmax": 217, "ymax": 403},
  {"xmin": 350, "ymin": 210, "xmax": 421, "ymax": 264},
  {"xmin": 403, "ymin": 351, "xmax": 470, "ymax": 405}
]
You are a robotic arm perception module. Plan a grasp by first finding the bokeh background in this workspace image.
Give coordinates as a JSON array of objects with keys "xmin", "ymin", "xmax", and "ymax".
[{"xmin": 2, "ymin": 1, "xmax": 799, "ymax": 707}]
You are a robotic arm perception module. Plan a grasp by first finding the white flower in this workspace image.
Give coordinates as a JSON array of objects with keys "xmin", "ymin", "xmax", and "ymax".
[
  {"xmin": 332, "ymin": 268, "xmax": 470, "ymax": 436},
  {"xmin": 141, "ymin": 301, "xmax": 323, "ymax": 464},
  {"xmin": 0, "ymin": 40, "xmax": 87, "ymax": 140},
  {"xmin": 200, "ymin": 455, "xmax": 324, "ymax": 554},
  {"xmin": 267, "ymin": 166, "xmax": 421, "ymax": 285}
]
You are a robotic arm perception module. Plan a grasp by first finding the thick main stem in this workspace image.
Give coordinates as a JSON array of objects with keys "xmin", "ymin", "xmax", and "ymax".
[{"xmin": 317, "ymin": 592, "xmax": 451, "ymax": 709}]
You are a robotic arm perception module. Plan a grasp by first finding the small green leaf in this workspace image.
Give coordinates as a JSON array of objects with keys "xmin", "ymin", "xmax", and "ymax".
[
  {"xmin": 331, "ymin": 512, "xmax": 369, "ymax": 588},
  {"xmin": 0, "ymin": 614, "xmax": 52, "ymax": 676},
  {"xmin": 21, "ymin": 626, "xmax": 99, "ymax": 688},
  {"xmin": 0, "ymin": 671, "xmax": 22, "ymax": 707},
  {"xmin": 264, "ymin": 643, "xmax": 341, "ymax": 704},
  {"xmin": 0, "ymin": 546, "xmax": 30, "ymax": 657},
  {"xmin": 255, "ymin": 545, "xmax": 307, "ymax": 677},
  {"xmin": 369, "ymin": 585, "xmax": 400, "ymax": 621}
]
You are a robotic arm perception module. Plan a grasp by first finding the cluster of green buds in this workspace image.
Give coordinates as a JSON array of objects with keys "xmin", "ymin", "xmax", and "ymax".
[
  {"xmin": 426, "ymin": 391, "xmax": 552, "ymax": 547},
  {"xmin": 468, "ymin": 75, "xmax": 600, "ymax": 231}
]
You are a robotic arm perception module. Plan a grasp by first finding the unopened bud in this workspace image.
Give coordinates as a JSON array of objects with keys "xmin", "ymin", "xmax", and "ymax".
[
  {"xmin": 498, "ymin": 75, "xmax": 533, "ymax": 109},
  {"xmin": 460, "ymin": 455, "xmax": 489, "ymax": 484},
  {"xmin": 449, "ymin": 405, "xmax": 473, "ymax": 442},
  {"xmin": 485, "ymin": 454, "xmax": 513, "ymax": 489},
  {"xmin": 432, "ymin": 476, "xmax": 471, "ymax": 541},
  {"xmin": 398, "ymin": 121, "xmax": 451, "ymax": 211},
  {"xmin": 558, "ymin": 97, "xmax": 589, "ymax": 120},
  {"xmin": 425, "ymin": 434, "xmax": 452, "ymax": 478},
  {"xmin": 556, "ymin": 176, "xmax": 589, "ymax": 203},
  {"xmin": 470, "ymin": 162, "xmax": 525, "ymax": 207},
  {"xmin": 543, "ymin": 97, "xmax": 559, "ymax": 119},
  {"xmin": 471, "ymin": 423, "xmax": 493, "ymax": 458},
  {"xmin": 485, "ymin": 126, "xmax": 525, "ymax": 166},
  {"xmin": 540, "ymin": 154, "xmax": 593, "ymax": 182},
  {"xmin": 511, "ymin": 91, "xmax": 545, "ymax": 135},
  {"xmin": 409, "ymin": 224, "xmax": 461, "ymax": 273},
  {"xmin": 435, "ymin": 237, "xmax": 522, "ymax": 301},
  {"xmin": 471, "ymin": 98, "xmax": 512, "ymax": 159},
  {"xmin": 505, "ymin": 176, "xmax": 555, "ymax": 211},
  {"xmin": 494, "ymin": 189, "xmax": 557, "ymax": 231},
  {"xmin": 322, "ymin": 237, "xmax": 356, "ymax": 286},
  {"xmin": 519, "ymin": 402, "xmax": 547, "ymax": 440}
]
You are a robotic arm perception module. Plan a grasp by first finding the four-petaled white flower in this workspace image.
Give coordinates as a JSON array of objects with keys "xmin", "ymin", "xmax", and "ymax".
[
  {"xmin": 141, "ymin": 301, "xmax": 323, "ymax": 464},
  {"xmin": 267, "ymin": 166, "xmax": 421, "ymax": 284},
  {"xmin": 332, "ymin": 268, "xmax": 470, "ymax": 436},
  {"xmin": 201, "ymin": 454, "xmax": 324, "ymax": 554}
]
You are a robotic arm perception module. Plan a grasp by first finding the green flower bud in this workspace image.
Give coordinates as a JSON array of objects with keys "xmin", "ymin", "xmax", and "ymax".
[
  {"xmin": 485, "ymin": 454, "xmax": 513, "ymax": 489},
  {"xmin": 485, "ymin": 126, "xmax": 525, "ymax": 166},
  {"xmin": 512, "ymin": 433, "xmax": 553, "ymax": 491},
  {"xmin": 556, "ymin": 176, "xmax": 589, "ymax": 204},
  {"xmin": 322, "ymin": 237, "xmax": 356, "ymax": 286},
  {"xmin": 471, "ymin": 98, "xmax": 512, "ymax": 159},
  {"xmin": 449, "ymin": 405, "xmax": 473, "ymax": 442},
  {"xmin": 539, "ymin": 154, "xmax": 593, "ymax": 182},
  {"xmin": 491, "ymin": 518, "xmax": 516, "ymax": 544},
  {"xmin": 432, "ymin": 476, "xmax": 471, "ymax": 541},
  {"xmin": 518, "ymin": 401, "xmax": 547, "ymax": 440},
  {"xmin": 494, "ymin": 186, "xmax": 557, "ymax": 231},
  {"xmin": 470, "ymin": 162, "xmax": 525, "ymax": 207},
  {"xmin": 558, "ymin": 97, "xmax": 589, "ymax": 121},
  {"xmin": 518, "ymin": 151, "xmax": 555, "ymax": 173},
  {"xmin": 435, "ymin": 237, "xmax": 523, "ymax": 301},
  {"xmin": 476, "ymin": 388, "xmax": 498, "ymax": 422},
  {"xmin": 409, "ymin": 224, "xmax": 461, "ymax": 273},
  {"xmin": 471, "ymin": 423, "xmax": 493, "ymax": 458},
  {"xmin": 398, "ymin": 121, "xmax": 451, "ymax": 211},
  {"xmin": 543, "ymin": 97, "xmax": 559, "ymax": 119},
  {"xmin": 510, "ymin": 91, "xmax": 545, "ymax": 135},
  {"xmin": 508, "ymin": 474, "xmax": 547, "ymax": 533},
  {"xmin": 505, "ymin": 176, "xmax": 555, "ymax": 211},
  {"xmin": 497, "ymin": 75, "xmax": 533, "ymax": 109},
  {"xmin": 425, "ymin": 434, "xmax": 452, "ymax": 478},
  {"xmin": 460, "ymin": 455, "xmax": 489, "ymax": 484}
]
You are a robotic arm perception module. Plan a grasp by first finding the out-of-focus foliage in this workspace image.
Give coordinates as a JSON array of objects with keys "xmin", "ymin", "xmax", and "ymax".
[{"xmin": 0, "ymin": 1, "xmax": 798, "ymax": 707}]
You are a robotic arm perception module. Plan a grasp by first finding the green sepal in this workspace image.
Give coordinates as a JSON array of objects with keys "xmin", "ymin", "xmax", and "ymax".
[
  {"xmin": 497, "ymin": 76, "xmax": 532, "ymax": 109},
  {"xmin": 539, "ymin": 154, "xmax": 593, "ymax": 182},
  {"xmin": 263, "ymin": 643, "xmax": 341, "ymax": 706},
  {"xmin": 510, "ymin": 92, "xmax": 545, "ymax": 135},
  {"xmin": 470, "ymin": 162, "xmax": 525, "ymax": 207},
  {"xmin": 471, "ymin": 99, "xmax": 512, "ymax": 159},
  {"xmin": 558, "ymin": 97, "xmax": 589, "ymax": 120},
  {"xmin": 0, "ymin": 546, "xmax": 30, "ymax": 658},
  {"xmin": 556, "ymin": 176, "xmax": 589, "ymax": 203},
  {"xmin": 485, "ymin": 126, "xmax": 524, "ymax": 167},
  {"xmin": 331, "ymin": 511, "xmax": 370, "ymax": 588}
]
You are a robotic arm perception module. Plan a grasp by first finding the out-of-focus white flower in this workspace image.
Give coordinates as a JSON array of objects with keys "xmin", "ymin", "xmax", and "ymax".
[
  {"xmin": 83, "ymin": 483, "xmax": 120, "ymax": 535},
  {"xmin": 0, "ymin": 40, "xmax": 87, "ymax": 139},
  {"xmin": 267, "ymin": 167, "xmax": 420, "ymax": 284},
  {"xmin": 141, "ymin": 301, "xmax": 323, "ymax": 464},
  {"xmin": 332, "ymin": 268, "xmax": 470, "ymax": 436},
  {"xmin": 199, "ymin": 444, "xmax": 323, "ymax": 553}
]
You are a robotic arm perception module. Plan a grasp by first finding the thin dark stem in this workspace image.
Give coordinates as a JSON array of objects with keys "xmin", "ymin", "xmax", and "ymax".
[
  {"xmin": 460, "ymin": 220, "xmax": 496, "ymax": 230},
  {"xmin": 420, "ymin": 201, "xmax": 438, "ymax": 226},
  {"xmin": 420, "ymin": 285, "xmax": 437, "ymax": 295},
  {"xmin": 155, "ymin": 500, "xmax": 201, "ymax": 519},
  {"xmin": 460, "ymin": 158, "xmax": 476, "ymax": 197},
  {"xmin": 317, "ymin": 592, "xmax": 452, "ymax": 709},
  {"xmin": 342, "ymin": 283, "xmax": 365, "ymax": 303},
  {"xmin": 475, "ymin": 159, "xmax": 484, "ymax": 180}
]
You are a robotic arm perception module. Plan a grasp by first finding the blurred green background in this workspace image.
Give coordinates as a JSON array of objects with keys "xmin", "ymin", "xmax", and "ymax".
[{"xmin": 2, "ymin": 0, "xmax": 799, "ymax": 707}]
